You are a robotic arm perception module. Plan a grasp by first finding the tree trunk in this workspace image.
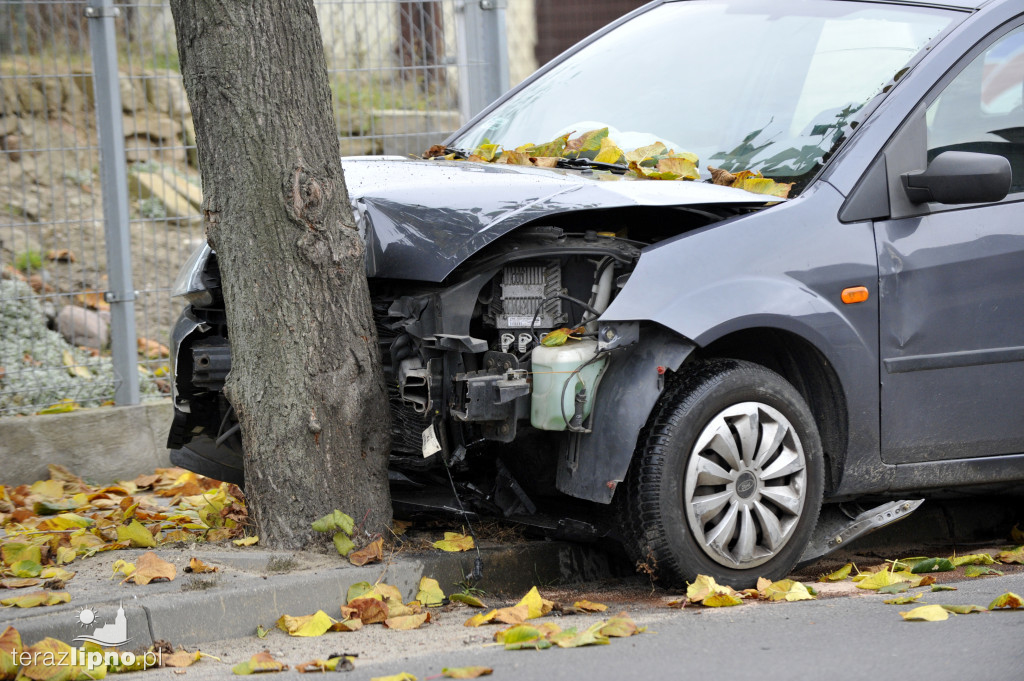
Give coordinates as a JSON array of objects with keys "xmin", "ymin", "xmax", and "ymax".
[{"xmin": 169, "ymin": 0, "xmax": 392, "ymax": 550}]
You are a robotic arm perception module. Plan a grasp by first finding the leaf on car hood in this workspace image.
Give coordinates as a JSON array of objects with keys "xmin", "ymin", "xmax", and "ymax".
[{"xmin": 565, "ymin": 128, "xmax": 609, "ymax": 159}]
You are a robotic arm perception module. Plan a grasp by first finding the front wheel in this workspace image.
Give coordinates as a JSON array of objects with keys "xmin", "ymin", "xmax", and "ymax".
[{"xmin": 618, "ymin": 359, "xmax": 824, "ymax": 588}]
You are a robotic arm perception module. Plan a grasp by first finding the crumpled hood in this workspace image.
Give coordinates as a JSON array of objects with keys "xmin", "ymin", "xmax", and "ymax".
[{"xmin": 344, "ymin": 156, "xmax": 778, "ymax": 282}]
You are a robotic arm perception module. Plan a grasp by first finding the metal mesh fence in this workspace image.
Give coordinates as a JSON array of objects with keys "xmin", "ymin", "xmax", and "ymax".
[{"xmin": 0, "ymin": 0, "xmax": 570, "ymax": 417}]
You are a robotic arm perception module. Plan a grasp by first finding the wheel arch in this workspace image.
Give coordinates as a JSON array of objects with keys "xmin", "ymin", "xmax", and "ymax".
[{"xmin": 696, "ymin": 326, "xmax": 849, "ymax": 496}]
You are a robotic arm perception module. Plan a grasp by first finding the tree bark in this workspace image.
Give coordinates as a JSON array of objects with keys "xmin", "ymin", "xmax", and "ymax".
[{"xmin": 169, "ymin": 0, "xmax": 392, "ymax": 549}]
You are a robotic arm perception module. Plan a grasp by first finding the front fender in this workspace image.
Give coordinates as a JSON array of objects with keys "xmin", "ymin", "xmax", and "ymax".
[
  {"xmin": 599, "ymin": 185, "xmax": 888, "ymax": 496},
  {"xmin": 557, "ymin": 325, "xmax": 695, "ymax": 504}
]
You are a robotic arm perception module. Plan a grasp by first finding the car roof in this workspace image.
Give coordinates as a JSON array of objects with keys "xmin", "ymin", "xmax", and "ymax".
[{"xmin": 664, "ymin": 0, "xmax": 988, "ymax": 11}]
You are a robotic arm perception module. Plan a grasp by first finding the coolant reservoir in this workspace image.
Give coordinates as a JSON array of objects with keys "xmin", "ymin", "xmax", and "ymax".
[{"xmin": 530, "ymin": 339, "xmax": 607, "ymax": 431}]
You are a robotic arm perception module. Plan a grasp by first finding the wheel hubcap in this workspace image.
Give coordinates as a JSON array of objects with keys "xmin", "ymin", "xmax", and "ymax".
[{"xmin": 683, "ymin": 402, "xmax": 807, "ymax": 569}]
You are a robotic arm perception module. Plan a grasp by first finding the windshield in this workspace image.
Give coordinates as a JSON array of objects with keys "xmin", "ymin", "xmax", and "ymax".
[{"xmin": 452, "ymin": 0, "xmax": 955, "ymax": 194}]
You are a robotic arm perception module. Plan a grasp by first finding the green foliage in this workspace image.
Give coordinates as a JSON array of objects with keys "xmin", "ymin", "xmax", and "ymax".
[{"xmin": 14, "ymin": 250, "xmax": 43, "ymax": 273}]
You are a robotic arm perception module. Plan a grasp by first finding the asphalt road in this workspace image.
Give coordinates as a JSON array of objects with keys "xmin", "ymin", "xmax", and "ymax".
[{"xmin": 113, "ymin": 569, "xmax": 1024, "ymax": 681}]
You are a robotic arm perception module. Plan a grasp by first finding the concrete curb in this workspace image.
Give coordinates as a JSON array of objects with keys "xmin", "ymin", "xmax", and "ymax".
[
  {"xmin": 0, "ymin": 401, "xmax": 172, "ymax": 485},
  {"xmin": 3, "ymin": 542, "xmax": 617, "ymax": 648}
]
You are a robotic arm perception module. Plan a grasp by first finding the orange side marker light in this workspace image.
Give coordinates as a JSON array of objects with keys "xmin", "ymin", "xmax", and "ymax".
[{"xmin": 841, "ymin": 286, "xmax": 869, "ymax": 304}]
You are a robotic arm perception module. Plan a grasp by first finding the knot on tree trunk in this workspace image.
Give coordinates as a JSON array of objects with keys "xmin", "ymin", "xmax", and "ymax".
[{"xmin": 284, "ymin": 164, "xmax": 333, "ymax": 228}]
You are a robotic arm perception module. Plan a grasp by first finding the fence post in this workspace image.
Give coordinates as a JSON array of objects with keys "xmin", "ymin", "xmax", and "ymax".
[
  {"xmin": 456, "ymin": 0, "xmax": 510, "ymax": 124},
  {"xmin": 85, "ymin": 0, "xmax": 140, "ymax": 406}
]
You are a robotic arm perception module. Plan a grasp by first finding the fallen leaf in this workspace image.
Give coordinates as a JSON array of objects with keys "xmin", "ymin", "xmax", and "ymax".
[
  {"xmin": 417, "ymin": 577, "xmax": 445, "ymax": 607},
  {"xmin": 370, "ymin": 674, "xmax": 417, "ymax": 681},
  {"xmin": 8, "ymin": 561, "xmax": 42, "ymax": 578},
  {"xmin": 1012, "ymin": 524, "xmax": 1024, "ymax": 543},
  {"xmin": 442, "ymin": 666, "xmax": 493, "ymax": 679},
  {"xmin": 764, "ymin": 580, "xmax": 815, "ymax": 602},
  {"xmin": 931, "ymin": 585, "xmax": 957, "ymax": 592},
  {"xmin": 0, "ymin": 578, "xmax": 41, "ymax": 589},
  {"xmin": 498, "ymin": 624, "xmax": 551, "ymax": 650},
  {"xmin": 855, "ymin": 570, "xmax": 908, "ymax": 591},
  {"xmin": 347, "ymin": 582, "xmax": 376, "ymax": 603},
  {"xmin": 186, "ymin": 557, "xmax": 218, "ymax": 574},
  {"xmin": 995, "ymin": 546, "xmax": 1024, "ymax": 564},
  {"xmin": 878, "ymin": 582, "xmax": 909, "ymax": 595},
  {"xmin": 131, "ymin": 551, "xmax": 176, "ymax": 585},
  {"xmin": 910, "ymin": 557, "xmax": 954, "ymax": 574},
  {"xmin": 515, "ymin": 587, "xmax": 555, "ymax": 620},
  {"xmin": 0, "ymin": 590, "xmax": 70, "ymax": 607},
  {"xmin": 949, "ymin": 553, "xmax": 995, "ymax": 567},
  {"xmin": 964, "ymin": 565, "xmax": 1003, "ymax": 578},
  {"xmin": 295, "ymin": 656, "xmax": 355, "ymax": 673},
  {"xmin": 572, "ymin": 600, "xmax": 608, "ymax": 613},
  {"xmin": 464, "ymin": 610, "xmax": 497, "ymax": 627},
  {"xmin": 433, "ymin": 532, "xmax": 474, "ymax": 552},
  {"xmin": 330, "ymin": 618, "xmax": 363, "ymax": 632},
  {"xmin": 0, "ymin": 626, "xmax": 22, "ymax": 679},
  {"xmin": 703, "ymin": 592, "xmax": 745, "ymax": 607},
  {"xmin": 687, "ymin": 574, "xmax": 739, "ymax": 603},
  {"xmin": 940, "ymin": 604, "xmax": 987, "ymax": 614},
  {"xmin": 349, "ymin": 597, "xmax": 389, "ymax": 624},
  {"xmin": 550, "ymin": 621, "xmax": 610, "ymax": 648},
  {"xmin": 164, "ymin": 649, "xmax": 202, "ymax": 668},
  {"xmin": 349, "ymin": 538, "xmax": 383, "ymax": 566},
  {"xmin": 820, "ymin": 563, "xmax": 853, "ymax": 582},
  {"xmin": 492, "ymin": 604, "xmax": 530, "ymax": 625},
  {"xmin": 46, "ymin": 249, "xmax": 77, "ymax": 263},
  {"xmin": 276, "ymin": 611, "xmax": 336, "ymax": 637},
  {"xmin": 900, "ymin": 604, "xmax": 950, "ymax": 621},
  {"xmin": 233, "ymin": 536, "xmax": 259, "ymax": 547},
  {"xmin": 883, "ymin": 593, "xmax": 923, "ymax": 605},
  {"xmin": 111, "ymin": 559, "xmax": 136, "ymax": 581},
  {"xmin": 117, "ymin": 519, "xmax": 158, "ymax": 548},
  {"xmin": 988, "ymin": 592, "xmax": 1023, "ymax": 610},
  {"xmin": 256, "ymin": 625, "xmax": 270, "ymax": 639},
  {"xmin": 19, "ymin": 638, "xmax": 84, "ymax": 679},
  {"xmin": 599, "ymin": 612, "xmax": 646, "ymax": 637},
  {"xmin": 384, "ymin": 612, "xmax": 431, "ymax": 630},
  {"xmin": 450, "ymin": 593, "xmax": 486, "ymax": 608},
  {"xmin": 138, "ymin": 337, "xmax": 170, "ymax": 359},
  {"xmin": 233, "ymin": 651, "xmax": 287, "ymax": 675}
]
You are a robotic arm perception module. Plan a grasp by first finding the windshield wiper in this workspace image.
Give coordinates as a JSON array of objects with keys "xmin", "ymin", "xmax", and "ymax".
[{"xmin": 556, "ymin": 157, "xmax": 628, "ymax": 174}]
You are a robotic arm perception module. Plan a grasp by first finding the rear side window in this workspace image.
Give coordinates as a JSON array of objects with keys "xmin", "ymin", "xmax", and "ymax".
[{"xmin": 927, "ymin": 25, "xmax": 1024, "ymax": 193}]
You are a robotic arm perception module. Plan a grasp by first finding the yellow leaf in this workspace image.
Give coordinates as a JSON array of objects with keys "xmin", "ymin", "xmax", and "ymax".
[
  {"xmin": 686, "ymin": 574, "xmax": 738, "ymax": 603},
  {"xmin": 0, "ymin": 590, "xmax": 70, "ymax": 608},
  {"xmin": 599, "ymin": 612, "xmax": 646, "ymax": 637},
  {"xmin": 996, "ymin": 546, "xmax": 1024, "ymax": 564},
  {"xmin": 329, "ymin": 618, "xmax": 363, "ymax": 633},
  {"xmin": 370, "ymin": 674, "xmax": 417, "ymax": 681},
  {"xmin": 703, "ymin": 592, "xmax": 744, "ymax": 607},
  {"xmin": 565, "ymin": 128, "xmax": 609, "ymax": 159},
  {"xmin": 593, "ymin": 137, "xmax": 624, "ymax": 165},
  {"xmin": 899, "ymin": 604, "xmax": 950, "ymax": 621},
  {"xmin": 515, "ymin": 586, "xmax": 554, "ymax": 619},
  {"xmin": 572, "ymin": 600, "xmax": 608, "ymax": 613},
  {"xmin": 38, "ymin": 567, "xmax": 75, "ymax": 582},
  {"xmin": 540, "ymin": 328, "xmax": 572, "ymax": 347},
  {"xmin": 383, "ymin": 612, "xmax": 431, "ymax": 630},
  {"xmin": 0, "ymin": 578, "xmax": 41, "ymax": 589},
  {"xmin": 111, "ymin": 559, "xmax": 136, "ymax": 581},
  {"xmin": 656, "ymin": 157, "xmax": 699, "ymax": 180},
  {"xmin": 295, "ymin": 656, "xmax": 355, "ymax": 673},
  {"xmin": 464, "ymin": 610, "xmax": 497, "ymax": 627},
  {"xmin": 130, "ymin": 551, "xmax": 176, "ymax": 585},
  {"xmin": 820, "ymin": 563, "xmax": 853, "ymax": 582},
  {"xmin": 36, "ymin": 399, "xmax": 80, "ymax": 415},
  {"xmin": 988, "ymin": 592, "xmax": 1024, "ymax": 609},
  {"xmin": 940, "ymin": 604, "xmax": 987, "ymax": 614},
  {"xmin": 0, "ymin": 626, "xmax": 22, "ymax": 679},
  {"xmin": 433, "ymin": 532, "xmax": 474, "ymax": 552},
  {"xmin": 855, "ymin": 570, "xmax": 907, "ymax": 591},
  {"xmin": 492, "ymin": 604, "xmax": 530, "ymax": 625},
  {"xmin": 883, "ymin": 593, "xmax": 923, "ymax": 605},
  {"xmin": 764, "ymin": 579, "xmax": 815, "ymax": 602},
  {"xmin": 29, "ymin": 480, "xmax": 64, "ymax": 500},
  {"xmin": 233, "ymin": 651, "xmax": 286, "ymax": 675},
  {"xmin": 497, "ymin": 624, "xmax": 551, "ymax": 650},
  {"xmin": 163, "ymin": 650, "xmax": 202, "ymax": 668},
  {"xmin": 19, "ymin": 638, "xmax": 84, "ymax": 679},
  {"xmin": 949, "ymin": 553, "xmax": 995, "ymax": 567},
  {"xmin": 117, "ymin": 520, "xmax": 157, "ymax": 548},
  {"xmin": 62, "ymin": 350, "xmax": 91, "ymax": 379},
  {"xmin": 187, "ymin": 557, "xmax": 218, "ymax": 574},
  {"xmin": 416, "ymin": 577, "xmax": 445, "ymax": 607},
  {"xmin": 450, "ymin": 593, "xmax": 486, "ymax": 608},
  {"xmin": 442, "ymin": 666, "xmax": 493, "ymax": 679},
  {"xmin": 276, "ymin": 610, "xmax": 336, "ymax": 637},
  {"xmin": 550, "ymin": 621, "xmax": 610, "ymax": 648},
  {"xmin": 233, "ymin": 536, "xmax": 259, "ymax": 547}
]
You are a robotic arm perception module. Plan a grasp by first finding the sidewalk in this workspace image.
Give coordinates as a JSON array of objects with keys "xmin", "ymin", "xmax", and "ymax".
[{"xmin": 1, "ymin": 540, "xmax": 616, "ymax": 649}]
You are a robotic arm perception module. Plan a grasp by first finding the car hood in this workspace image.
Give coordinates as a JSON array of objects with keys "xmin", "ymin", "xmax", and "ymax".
[{"xmin": 344, "ymin": 156, "xmax": 779, "ymax": 282}]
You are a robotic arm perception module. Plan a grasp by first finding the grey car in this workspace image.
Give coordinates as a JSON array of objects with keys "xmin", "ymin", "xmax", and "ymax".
[{"xmin": 168, "ymin": 0, "xmax": 1024, "ymax": 587}]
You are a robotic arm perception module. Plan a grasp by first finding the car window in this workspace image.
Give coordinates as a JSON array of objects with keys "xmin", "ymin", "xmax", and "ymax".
[
  {"xmin": 453, "ymin": 0, "xmax": 955, "ymax": 196},
  {"xmin": 927, "ymin": 25, "xmax": 1024, "ymax": 194}
]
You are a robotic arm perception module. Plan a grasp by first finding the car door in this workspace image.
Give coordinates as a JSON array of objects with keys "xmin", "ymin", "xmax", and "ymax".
[{"xmin": 875, "ymin": 21, "xmax": 1024, "ymax": 465}]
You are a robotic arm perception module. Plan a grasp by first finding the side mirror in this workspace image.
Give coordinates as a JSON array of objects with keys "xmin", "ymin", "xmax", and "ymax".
[{"xmin": 901, "ymin": 150, "xmax": 1011, "ymax": 205}]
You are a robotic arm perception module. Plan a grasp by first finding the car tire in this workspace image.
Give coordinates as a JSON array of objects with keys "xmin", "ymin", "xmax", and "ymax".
[{"xmin": 618, "ymin": 359, "xmax": 824, "ymax": 588}]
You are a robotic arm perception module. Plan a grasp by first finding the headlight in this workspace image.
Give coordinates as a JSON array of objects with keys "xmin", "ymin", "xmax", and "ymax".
[{"xmin": 171, "ymin": 243, "xmax": 215, "ymax": 307}]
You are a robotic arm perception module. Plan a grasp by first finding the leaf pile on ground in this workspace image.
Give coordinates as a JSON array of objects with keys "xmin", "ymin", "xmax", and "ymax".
[
  {"xmin": 665, "ymin": 574, "xmax": 817, "ymax": 609},
  {"xmin": 425, "ymin": 128, "xmax": 793, "ymax": 197},
  {"xmin": 0, "ymin": 465, "xmax": 249, "ymax": 605}
]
